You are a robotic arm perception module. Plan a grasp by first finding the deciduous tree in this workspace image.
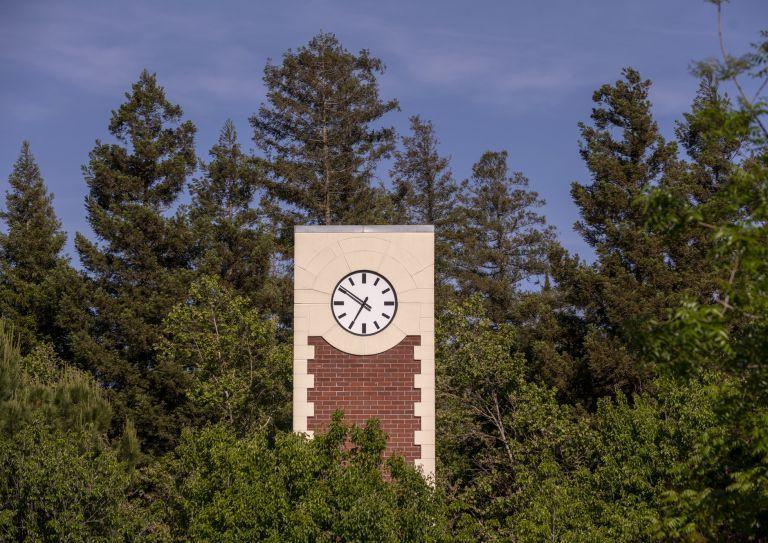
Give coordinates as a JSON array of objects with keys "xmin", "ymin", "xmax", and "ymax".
[{"xmin": 157, "ymin": 275, "xmax": 291, "ymax": 434}]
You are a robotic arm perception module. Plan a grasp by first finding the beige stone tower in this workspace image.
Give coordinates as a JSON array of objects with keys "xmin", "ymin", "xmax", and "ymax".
[{"xmin": 293, "ymin": 225, "xmax": 435, "ymax": 480}]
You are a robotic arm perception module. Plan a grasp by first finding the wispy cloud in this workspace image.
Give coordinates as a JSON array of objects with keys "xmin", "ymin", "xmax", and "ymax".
[
  {"xmin": 0, "ymin": 95, "xmax": 57, "ymax": 123},
  {"xmin": 310, "ymin": 10, "xmax": 594, "ymax": 113},
  {"xmin": 0, "ymin": 1, "xmax": 265, "ymax": 101},
  {"xmin": 0, "ymin": 4, "xmax": 141, "ymax": 92}
]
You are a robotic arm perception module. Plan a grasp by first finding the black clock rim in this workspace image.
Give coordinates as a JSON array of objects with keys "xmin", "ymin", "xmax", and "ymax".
[{"xmin": 330, "ymin": 269, "xmax": 398, "ymax": 337}]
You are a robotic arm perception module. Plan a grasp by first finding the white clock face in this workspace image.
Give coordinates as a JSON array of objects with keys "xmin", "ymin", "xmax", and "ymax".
[{"xmin": 331, "ymin": 270, "xmax": 398, "ymax": 336}]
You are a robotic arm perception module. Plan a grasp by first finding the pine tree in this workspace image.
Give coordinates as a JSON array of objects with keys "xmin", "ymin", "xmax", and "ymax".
[
  {"xmin": 250, "ymin": 32, "xmax": 399, "ymax": 233},
  {"xmin": 657, "ymin": 76, "xmax": 743, "ymax": 299},
  {"xmin": 571, "ymin": 68, "xmax": 678, "ymax": 250},
  {"xmin": 390, "ymin": 116, "xmax": 459, "ymax": 296},
  {"xmin": 449, "ymin": 150, "xmax": 554, "ymax": 323},
  {"xmin": 390, "ymin": 116, "xmax": 457, "ymax": 224},
  {"xmin": 71, "ymin": 70, "xmax": 197, "ymax": 452},
  {"xmin": 0, "ymin": 142, "xmax": 68, "ymax": 349},
  {"xmin": 552, "ymin": 68, "xmax": 682, "ymax": 397},
  {"xmin": 675, "ymin": 75, "xmax": 741, "ymax": 201},
  {"xmin": 190, "ymin": 120, "xmax": 279, "ymax": 308}
]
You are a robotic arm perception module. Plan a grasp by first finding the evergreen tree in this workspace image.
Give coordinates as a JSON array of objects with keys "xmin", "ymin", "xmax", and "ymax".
[
  {"xmin": 675, "ymin": 75, "xmax": 741, "ymax": 201},
  {"xmin": 390, "ymin": 115, "xmax": 459, "ymax": 296},
  {"xmin": 0, "ymin": 321, "xmax": 111, "ymax": 438},
  {"xmin": 544, "ymin": 73, "xmax": 741, "ymax": 403},
  {"xmin": 250, "ymin": 32, "xmax": 399, "ymax": 234},
  {"xmin": 570, "ymin": 68, "xmax": 678, "ymax": 250},
  {"xmin": 551, "ymin": 68, "xmax": 681, "ymax": 397},
  {"xmin": 71, "ymin": 70, "xmax": 197, "ymax": 452},
  {"xmin": 0, "ymin": 142, "xmax": 68, "ymax": 349},
  {"xmin": 390, "ymin": 115, "xmax": 457, "ymax": 225},
  {"xmin": 190, "ymin": 120, "xmax": 279, "ymax": 308},
  {"xmin": 449, "ymin": 150, "xmax": 553, "ymax": 323},
  {"xmin": 657, "ymin": 76, "xmax": 743, "ymax": 301}
]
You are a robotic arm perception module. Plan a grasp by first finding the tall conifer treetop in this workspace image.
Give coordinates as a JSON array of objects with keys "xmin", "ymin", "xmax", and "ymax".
[
  {"xmin": 449, "ymin": 150, "xmax": 554, "ymax": 323},
  {"xmin": 1, "ymin": 142, "xmax": 66, "ymax": 283},
  {"xmin": 0, "ymin": 142, "xmax": 69, "ymax": 349},
  {"xmin": 72, "ymin": 69, "xmax": 197, "ymax": 452},
  {"xmin": 390, "ymin": 115, "xmax": 457, "ymax": 226},
  {"xmin": 675, "ymin": 76, "xmax": 741, "ymax": 201},
  {"xmin": 251, "ymin": 32, "xmax": 399, "ymax": 227},
  {"xmin": 87, "ymin": 69, "xmax": 196, "ymax": 213},
  {"xmin": 572, "ymin": 67, "xmax": 678, "ymax": 249},
  {"xmin": 390, "ymin": 115, "xmax": 458, "ymax": 297},
  {"xmin": 190, "ymin": 120, "xmax": 277, "ymax": 305},
  {"xmin": 77, "ymin": 68, "xmax": 196, "ymax": 275}
]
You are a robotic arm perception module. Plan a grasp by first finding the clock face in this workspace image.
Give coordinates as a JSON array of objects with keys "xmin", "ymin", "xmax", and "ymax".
[{"xmin": 331, "ymin": 270, "xmax": 398, "ymax": 336}]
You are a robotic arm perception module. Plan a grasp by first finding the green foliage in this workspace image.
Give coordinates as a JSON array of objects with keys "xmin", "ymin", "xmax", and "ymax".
[
  {"xmin": 0, "ymin": 320, "xmax": 148, "ymax": 542},
  {"xmin": 547, "ymin": 65, "xmax": 736, "ymax": 402},
  {"xmin": 0, "ymin": 322, "xmax": 111, "ymax": 438},
  {"xmin": 72, "ymin": 70, "xmax": 198, "ymax": 453},
  {"xmin": 438, "ymin": 299, "xmax": 733, "ymax": 542},
  {"xmin": 551, "ymin": 67, "xmax": 682, "ymax": 397},
  {"xmin": 0, "ymin": 142, "xmax": 69, "ymax": 350},
  {"xmin": 391, "ymin": 115, "xmax": 458, "ymax": 226},
  {"xmin": 0, "ymin": 424, "xmax": 135, "ymax": 543},
  {"xmin": 640, "ymin": 14, "xmax": 768, "ymax": 539},
  {"xmin": 448, "ymin": 151, "xmax": 554, "ymax": 323},
  {"xmin": 157, "ymin": 275, "xmax": 291, "ymax": 433},
  {"xmin": 1, "ymin": 11, "xmax": 767, "ymax": 543},
  {"xmin": 251, "ymin": 32, "xmax": 399, "ymax": 231},
  {"xmin": 390, "ymin": 115, "xmax": 459, "ymax": 298},
  {"xmin": 158, "ymin": 415, "xmax": 446, "ymax": 542},
  {"xmin": 0, "ymin": 142, "xmax": 65, "ymax": 281},
  {"xmin": 437, "ymin": 298, "xmax": 590, "ymax": 541},
  {"xmin": 118, "ymin": 419, "xmax": 141, "ymax": 469},
  {"xmin": 190, "ymin": 120, "xmax": 282, "ymax": 311}
]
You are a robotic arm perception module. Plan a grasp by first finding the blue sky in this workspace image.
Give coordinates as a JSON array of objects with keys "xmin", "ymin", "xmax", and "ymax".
[{"xmin": 1, "ymin": 0, "xmax": 766, "ymax": 264}]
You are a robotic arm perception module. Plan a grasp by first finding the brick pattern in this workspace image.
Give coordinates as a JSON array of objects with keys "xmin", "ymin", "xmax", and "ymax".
[{"xmin": 307, "ymin": 335, "xmax": 422, "ymax": 462}]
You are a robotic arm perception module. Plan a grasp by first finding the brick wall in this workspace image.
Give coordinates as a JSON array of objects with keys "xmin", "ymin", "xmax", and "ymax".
[{"xmin": 307, "ymin": 335, "xmax": 422, "ymax": 462}]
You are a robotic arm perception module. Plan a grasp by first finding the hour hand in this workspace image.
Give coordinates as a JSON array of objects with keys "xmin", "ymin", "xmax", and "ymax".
[{"xmin": 338, "ymin": 286, "xmax": 372, "ymax": 311}]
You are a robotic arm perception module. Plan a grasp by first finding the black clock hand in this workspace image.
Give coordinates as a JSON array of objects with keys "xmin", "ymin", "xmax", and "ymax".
[
  {"xmin": 349, "ymin": 296, "xmax": 369, "ymax": 329},
  {"xmin": 338, "ymin": 286, "xmax": 371, "ymax": 311}
]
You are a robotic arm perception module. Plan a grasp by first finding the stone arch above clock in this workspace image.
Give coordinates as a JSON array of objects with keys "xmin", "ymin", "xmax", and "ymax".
[{"xmin": 294, "ymin": 225, "xmax": 434, "ymax": 356}]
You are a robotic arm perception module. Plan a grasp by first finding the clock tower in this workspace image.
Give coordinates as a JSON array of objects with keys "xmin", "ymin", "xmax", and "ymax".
[{"xmin": 293, "ymin": 225, "xmax": 435, "ymax": 480}]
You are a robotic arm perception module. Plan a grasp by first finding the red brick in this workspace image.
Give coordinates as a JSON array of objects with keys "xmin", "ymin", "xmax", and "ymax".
[{"xmin": 307, "ymin": 336, "xmax": 422, "ymax": 462}]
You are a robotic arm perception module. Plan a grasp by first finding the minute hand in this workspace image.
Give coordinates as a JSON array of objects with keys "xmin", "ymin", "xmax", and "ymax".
[{"xmin": 338, "ymin": 286, "xmax": 371, "ymax": 311}]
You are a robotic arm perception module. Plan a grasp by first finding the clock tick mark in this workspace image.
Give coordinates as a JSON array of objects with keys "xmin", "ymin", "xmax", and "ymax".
[
  {"xmin": 384, "ymin": 301, "xmax": 394, "ymax": 306},
  {"xmin": 337, "ymin": 312, "xmax": 347, "ymax": 318},
  {"xmin": 382, "ymin": 288, "xmax": 390, "ymax": 294},
  {"xmin": 382, "ymin": 313, "xmax": 390, "ymax": 319},
  {"xmin": 348, "ymin": 277, "xmax": 355, "ymax": 286},
  {"xmin": 373, "ymin": 277, "xmax": 380, "ymax": 286},
  {"xmin": 362, "ymin": 273, "xmax": 366, "ymax": 284},
  {"xmin": 362, "ymin": 323, "xmax": 366, "ymax": 334},
  {"xmin": 374, "ymin": 321, "xmax": 380, "ymax": 329},
  {"xmin": 333, "ymin": 301, "xmax": 344, "ymax": 305}
]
